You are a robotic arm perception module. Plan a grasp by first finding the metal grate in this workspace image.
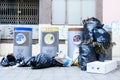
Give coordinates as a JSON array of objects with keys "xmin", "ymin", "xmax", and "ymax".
[{"xmin": 0, "ymin": 0, "xmax": 39, "ymax": 24}]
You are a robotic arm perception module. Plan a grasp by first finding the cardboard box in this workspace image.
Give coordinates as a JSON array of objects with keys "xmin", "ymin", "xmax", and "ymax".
[{"xmin": 87, "ymin": 60, "xmax": 117, "ymax": 74}]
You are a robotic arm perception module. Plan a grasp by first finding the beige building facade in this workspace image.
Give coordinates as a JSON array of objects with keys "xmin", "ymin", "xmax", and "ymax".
[{"xmin": 0, "ymin": 0, "xmax": 120, "ymax": 59}]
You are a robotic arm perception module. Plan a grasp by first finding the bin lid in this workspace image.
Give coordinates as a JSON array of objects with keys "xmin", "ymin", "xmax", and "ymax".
[
  {"xmin": 40, "ymin": 27, "xmax": 59, "ymax": 31},
  {"xmin": 14, "ymin": 27, "xmax": 32, "ymax": 31},
  {"xmin": 68, "ymin": 28, "xmax": 83, "ymax": 31}
]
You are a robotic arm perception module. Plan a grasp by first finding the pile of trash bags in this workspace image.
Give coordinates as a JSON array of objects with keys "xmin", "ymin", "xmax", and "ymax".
[
  {"xmin": 0, "ymin": 52, "xmax": 72, "ymax": 69},
  {"xmin": 0, "ymin": 17, "xmax": 112, "ymax": 71},
  {"xmin": 78, "ymin": 17, "xmax": 112, "ymax": 71}
]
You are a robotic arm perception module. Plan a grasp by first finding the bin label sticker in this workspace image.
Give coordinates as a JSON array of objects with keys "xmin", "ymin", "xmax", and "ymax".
[
  {"xmin": 16, "ymin": 33, "xmax": 26, "ymax": 44},
  {"xmin": 44, "ymin": 34, "xmax": 55, "ymax": 44},
  {"xmin": 73, "ymin": 35, "xmax": 81, "ymax": 45}
]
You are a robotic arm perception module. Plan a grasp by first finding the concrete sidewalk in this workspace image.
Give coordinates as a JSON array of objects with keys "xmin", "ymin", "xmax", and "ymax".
[
  {"xmin": 0, "ymin": 66, "xmax": 120, "ymax": 80},
  {"xmin": 0, "ymin": 57, "xmax": 120, "ymax": 80}
]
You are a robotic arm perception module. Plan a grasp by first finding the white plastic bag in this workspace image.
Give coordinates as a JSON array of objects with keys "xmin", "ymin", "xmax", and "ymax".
[{"xmin": 54, "ymin": 51, "xmax": 72, "ymax": 67}]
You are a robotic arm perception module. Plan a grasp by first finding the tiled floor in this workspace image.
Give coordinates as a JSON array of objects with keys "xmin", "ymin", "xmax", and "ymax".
[{"xmin": 0, "ymin": 65, "xmax": 120, "ymax": 80}]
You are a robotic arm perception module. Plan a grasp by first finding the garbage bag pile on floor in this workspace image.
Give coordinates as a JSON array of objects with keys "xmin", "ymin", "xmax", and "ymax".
[
  {"xmin": 78, "ymin": 17, "xmax": 112, "ymax": 71},
  {"xmin": 0, "ymin": 54, "xmax": 32, "ymax": 67},
  {"xmin": 0, "ymin": 53, "xmax": 64, "ymax": 69}
]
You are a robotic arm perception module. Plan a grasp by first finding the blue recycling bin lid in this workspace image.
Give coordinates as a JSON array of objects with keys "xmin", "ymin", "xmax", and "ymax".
[{"xmin": 14, "ymin": 27, "xmax": 32, "ymax": 31}]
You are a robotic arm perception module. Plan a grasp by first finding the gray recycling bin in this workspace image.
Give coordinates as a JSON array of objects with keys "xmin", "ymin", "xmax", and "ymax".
[
  {"xmin": 68, "ymin": 28, "xmax": 83, "ymax": 60},
  {"xmin": 40, "ymin": 27, "xmax": 59, "ymax": 57},
  {"xmin": 13, "ymin": 27, "xmax": 32, "ymax": 61}
]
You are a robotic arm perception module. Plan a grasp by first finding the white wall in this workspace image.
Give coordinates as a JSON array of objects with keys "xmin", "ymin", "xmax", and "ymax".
[
  {"xmin": 111, "ymin": 23, "xmax": 120, "ymax": 57},
  {"xmin": 103, "ymin": 0, "xmax": 120, "ymax": 58},
  {"xmin": 103, "ymin": 0, "xmax": 120, "ymax": 23}
]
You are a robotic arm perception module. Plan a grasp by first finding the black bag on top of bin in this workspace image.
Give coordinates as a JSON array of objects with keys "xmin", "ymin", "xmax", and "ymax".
[
  {"xmin": 0, "ymin": 54, "xmax": 16, "ymax": 67},
  {"xmin": 82, "ymin": 17, "xmax": 103, "ymax": 43},
  {"xmin": 93, "ymin": 27, "xmax": 111, "ymax": 45},
  {"xmin": 78, "ymin": 43, "xmax": 97, "ymax": 71},
  {"xmin": 92, "ymin": 27, "xmax": 111, "ymax": 54}
]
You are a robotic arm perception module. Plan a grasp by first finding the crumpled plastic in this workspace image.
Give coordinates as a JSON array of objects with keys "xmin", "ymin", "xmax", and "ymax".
[{"xmin": 54, "ymin": 51, "xmax": 72, "ymax": 67}]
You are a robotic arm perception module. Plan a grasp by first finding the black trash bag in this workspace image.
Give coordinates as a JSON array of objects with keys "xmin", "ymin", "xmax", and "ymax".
[
  {"xmin": 30, "ymin": 53, "xmax": 62, "ymax": 69},
  {"xmin": 18, "ymin": 57, "xmax": 33, "ymax": 67},
  {"xmin": 93, "ymin": 28, "xmax": 111, "ymax": 45},
  {"xmin": 92, "ymin": 28, "xmax": 111, "ymax": 54},
  {"xmin": 82, "ymin": 17, "xmax": 103, "ymax": 29},
  {"xmin": 96, "ymin": 53, "xmax": 105, "ymax": 62},
  {"xmin": 78, "ymin": 43, "xmax": 96, "ymax": 71},
  {"xmin": 92, "ymin": 28, "xmax": 111, "ymax": 62},
  {"xmin": 0, "ymin": 54, "xmax": 16, "ymax": 67},
  {"xmin": 82, "ymin": 17, "xmax": 103, "ymax": 42}
]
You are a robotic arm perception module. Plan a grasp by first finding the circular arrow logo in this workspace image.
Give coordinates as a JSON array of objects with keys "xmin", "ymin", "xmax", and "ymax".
[
  {"xmin": 44, "ymin": 34, "xmax": 55, "ymax": 44},
  {"xmin": 16, "ymin": 33, "xmax": 26, "ymax": 44}
]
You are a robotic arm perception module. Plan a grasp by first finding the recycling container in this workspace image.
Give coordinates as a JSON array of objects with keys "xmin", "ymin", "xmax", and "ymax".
[
  {"xmin": 13, "ymin": 27, "xmax": 32, "ymax": 61},
  {"xmin": 68, "ymin": 28, "xmax": 83, "ymax": 60},
  {"xmin": 40, "ymin": 27, "xmax": 59, "ymax": 57}
]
